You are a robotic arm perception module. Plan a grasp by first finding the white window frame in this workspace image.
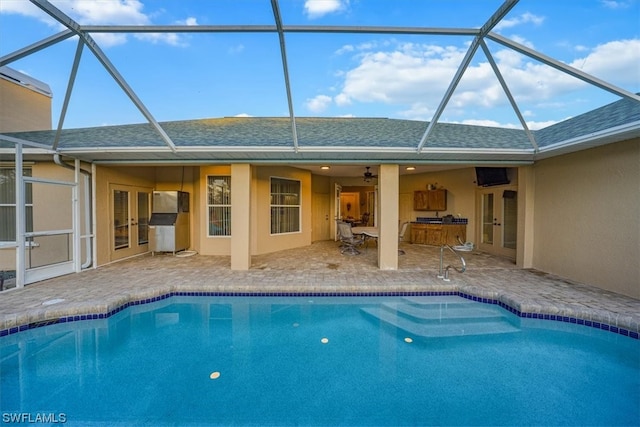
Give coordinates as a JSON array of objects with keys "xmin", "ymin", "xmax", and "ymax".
[
  {"xmin": 270, "ymin": 177, "xmax": 301, "ymax": 235},
  {"xmin": 207, "ymin": 175, "xmax": 231, "ymax": 237}
]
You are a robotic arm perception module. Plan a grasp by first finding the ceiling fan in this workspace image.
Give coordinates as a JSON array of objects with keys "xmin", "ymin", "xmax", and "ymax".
[{"xmin": 363, "ymin": 167, "xmax": 378, "ymax": 182}]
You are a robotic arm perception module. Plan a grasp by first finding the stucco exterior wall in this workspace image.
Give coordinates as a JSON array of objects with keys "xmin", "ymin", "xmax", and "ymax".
[
  {"xmin": 0, "ymin": 77, "xmax": 51, "ymax": 132},
  {"xmin": 198, "ymin": 165, "xmax": 232, "ymax": 256},
  {"xmin": 532, "ymin": 139, "xmax": 640, "ymax": 298},
  {"xmin": 253, "ymin": 166, "xmax": 312, "ymax": 255},
  {"xmin": 94, "ymin": 165, "xmax": 156, "ymax": 265}
]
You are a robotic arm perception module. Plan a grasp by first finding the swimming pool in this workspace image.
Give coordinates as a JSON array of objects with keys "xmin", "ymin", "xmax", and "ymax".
[{"xmin": 1, "ymin": 295, "xmax": 638, "ymax": 426}]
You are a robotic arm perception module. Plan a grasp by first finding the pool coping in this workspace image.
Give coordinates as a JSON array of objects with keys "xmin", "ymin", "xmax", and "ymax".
[{"xmin": 2, "ymin": 285, "xmax": 638, "ymax": 340}]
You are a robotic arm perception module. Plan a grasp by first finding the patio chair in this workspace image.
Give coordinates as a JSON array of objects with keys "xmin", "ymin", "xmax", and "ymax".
[
  {"xmin": 337, "ymin": 221, "xmax": 364, "ymax": 255},
  {"xmin": 360, "ymin": 212, "xmax": 370, "ymax": 226},
  {"xmin": 398, "ymin": 221, "xmax": 409, "ymax": 255}
]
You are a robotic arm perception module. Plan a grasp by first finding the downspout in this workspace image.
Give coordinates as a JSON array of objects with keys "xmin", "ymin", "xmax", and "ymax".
[{"xmin": 53, "ymin": 154, "xmax": 93, "ymax": 269}]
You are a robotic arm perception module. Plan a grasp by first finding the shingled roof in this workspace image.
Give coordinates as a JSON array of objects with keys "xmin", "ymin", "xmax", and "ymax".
[{"xmin": 3, "ymin": 94, "xmax": 639, "ymax": 164}]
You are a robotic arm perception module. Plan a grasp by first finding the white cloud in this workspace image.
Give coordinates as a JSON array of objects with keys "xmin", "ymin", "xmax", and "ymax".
[
  {"xmin": 569, "ymin": 39, "xmax": 640, "ymax": 85},
  {"xmin": 460, "ymin": 119, "xmax": 519, "ymax": 129},
  {"xmin": 234, "ymin": 113, "xmax": 253, "ymax": 117},
  {"xmin": 495, "ymin": 12, "xmax": 545, "ymax": 31},
  {"xmin": 334, "ymin": 93, "xmax": 351, "ymax": 107},
  {"xmin": 335, "ymin": 44, "xmax": 355, "ymax": 55},
  {"xmin": 305, "ymin": 95, "xmax": 333, "ymax": 113},
  {"xmin": 448, "ymin": 118, "xmax": 560, "ymax": 130},
  {"xmin": 304, "ymin": 0, "xmax": 348, "ymax": 19},
  {"xmin": 182, "ymin": 17, "xmax": 198, "ymax": 26},
  {"xmin": 0, "ymin": 1, "xmax": 43, "ymax": 18},
  {"xmin": 508, "ymin": 35, "xmax": 535, "ymax": 49},
  {"xmin": 398, "ymin": 103, "xmax": 436, "ymax": 121},
  {"xmin": 228, "ymin": 44, "xmax": 245, "ymax": 54},
  {"xmin": 331, "ymin": 37, "xmax": 640, "ymax": 124},
  {"xmin": 526, "ymin": 119, "xmax": 562, "ymax": 130},
  {"xmin": 0, "ymin": 0, "xmax": 190, "ymax": 48},
  {"xmin": 601, "ymin": 0, "xmax": 633, "ymax": 9}
]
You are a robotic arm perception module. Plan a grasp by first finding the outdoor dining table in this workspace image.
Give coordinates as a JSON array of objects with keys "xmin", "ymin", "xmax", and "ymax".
[{"xmin": 351, "ymin": 226, "xmax": 378, "ymax": 249}]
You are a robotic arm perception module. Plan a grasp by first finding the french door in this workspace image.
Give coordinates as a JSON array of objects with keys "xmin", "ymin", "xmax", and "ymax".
[
  {"xmin": 334, "ymin": 183, "xmax": 342, "ymax": 240},
  {"xmin": 110, "ymin": 184, "xmax": 152, "ymax": 261},
  {"xmin": 477, "ymin": 186, "xmax": 517, "ymax": 259}
]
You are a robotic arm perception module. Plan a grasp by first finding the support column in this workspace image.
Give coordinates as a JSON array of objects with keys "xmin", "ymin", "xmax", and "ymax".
[
  {"xmin": 231, "ymin": 164, "xmax": 251, "ymax": 270},
  {"xmin": 378, "ymin": 164, "xmax": 399, "ymax": 270},
  {"xmin": 73, "ymin": 159, "xmax": 81, "ymax": 273},
  {"xmin": 15, "ymin": 143, "xmax": 25, "ymax": 288},
  {"xmin": 517, "ymin": 166, "xmax": 535, "ymax": 268}
]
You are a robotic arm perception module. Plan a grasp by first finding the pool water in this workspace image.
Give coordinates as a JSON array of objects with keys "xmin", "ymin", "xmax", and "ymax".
[{"xmin": 1, "ymin": 295, "xmax": 638, "ymax": 426}]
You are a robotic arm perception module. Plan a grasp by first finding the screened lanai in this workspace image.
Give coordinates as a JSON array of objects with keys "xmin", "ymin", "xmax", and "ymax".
[{"xmin": 0, "ymin": 0, "xmax": 639, "ymax": 292}]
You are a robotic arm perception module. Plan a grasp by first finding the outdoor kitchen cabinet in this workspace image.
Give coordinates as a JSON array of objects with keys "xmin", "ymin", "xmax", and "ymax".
[
  {"xmin": 413, "ymin": 190, "xmax": 447, "ymax": 211},
  {"xmin": 411, "ymin": 223, "xmax": 466, "ymax": 246}
]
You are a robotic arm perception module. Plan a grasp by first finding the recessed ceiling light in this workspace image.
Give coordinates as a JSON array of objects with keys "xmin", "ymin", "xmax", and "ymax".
[
  {"xmin": 320, "ymin": 166, "xmax": 330, "ymax": 170},
  {"xmin": 406, "ymin": 166, "xmax": 416, "ymax": 171}
]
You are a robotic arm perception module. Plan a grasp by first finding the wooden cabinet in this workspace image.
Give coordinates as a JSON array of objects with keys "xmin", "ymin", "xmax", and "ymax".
[
  {"xmin": 414, "ymin": 190, "xmax": 447, "ymax": 211},
  {"xmin": 410, "ymin": 223, "xmax": 466, "ymax": 246},
  {"xmin": 444, "ymin": 225, "xmax": 467, "ymax": 246},
  {"xmin": 410, "ymin": 224, "xmax": 428, "ymax": 245},
  {"xmin": 425, "ymin": 225, "xmax": 442, "ymax": 246}
]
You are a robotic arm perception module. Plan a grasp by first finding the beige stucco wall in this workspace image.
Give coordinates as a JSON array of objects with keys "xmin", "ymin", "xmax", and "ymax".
[
  {"xmin": 94, "ymin": 165, "xmax": 156, "ymax": 265},
  {"xmin": 252, "ymin": 166, "xmax": 312, "ymax": 255},
  {"xmin": 198, "ymin": 165, "xmax": 231, "ymax": 256},
  {"xmin": 311, "ymin": 174, "xmax": 331, "ymax": 242},
  {"xmin": 0, "ymin": 78, "xmax": 51, "ymax": 132},
  {"xmin": 378, "ymin": 164, "xmax": 399, "ymax": 269},
  {"xmin": 532, "ymin": 139, "xmax": 640, "ymax": 298}
]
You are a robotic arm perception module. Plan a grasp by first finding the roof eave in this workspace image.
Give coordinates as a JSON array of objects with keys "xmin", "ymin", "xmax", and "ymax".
[
  {"xmin": 535, "ymin": 121, "xmax": 640, "ymax": 160},
  {"xmin": 54, "ymin": 145, "xmax": 536, "ymax": 165}
]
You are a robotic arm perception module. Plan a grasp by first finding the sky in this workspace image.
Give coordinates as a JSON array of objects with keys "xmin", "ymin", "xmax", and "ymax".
[{"xmin": 0, "ymin": 0, "xmax": 639, "ymax": 131}]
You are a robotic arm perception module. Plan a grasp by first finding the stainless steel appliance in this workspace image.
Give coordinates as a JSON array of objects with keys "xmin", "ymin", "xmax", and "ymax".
[{"xmin": 149, "ymin": 191, "xmax": 190, "ymax": 254}]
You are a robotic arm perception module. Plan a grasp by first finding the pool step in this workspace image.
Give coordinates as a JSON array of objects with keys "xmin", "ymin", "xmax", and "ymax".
[{"xmin": 360, "ymin": 299, "xmax": 520, "ymax": 338}]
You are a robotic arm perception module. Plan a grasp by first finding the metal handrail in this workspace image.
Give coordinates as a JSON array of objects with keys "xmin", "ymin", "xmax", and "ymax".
[{"xmin": 437, "ymin": 244, "xmax": 467, "ymax": 281}]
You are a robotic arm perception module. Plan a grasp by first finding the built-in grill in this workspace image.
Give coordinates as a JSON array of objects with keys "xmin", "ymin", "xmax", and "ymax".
[{"xmin": 149, "ymin": 191, "xmax": 190, "ymax": 255}]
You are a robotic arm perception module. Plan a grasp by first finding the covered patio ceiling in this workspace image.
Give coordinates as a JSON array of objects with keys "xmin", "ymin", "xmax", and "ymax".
[{"xmin": 0, "ymin": 0, "xmax": 638, "ymax": 168}]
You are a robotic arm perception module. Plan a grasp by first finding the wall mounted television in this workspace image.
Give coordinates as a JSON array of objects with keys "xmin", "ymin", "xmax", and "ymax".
[{"xmin": 475, "ymin": 167, "xmax": 510, "ymax": 187}]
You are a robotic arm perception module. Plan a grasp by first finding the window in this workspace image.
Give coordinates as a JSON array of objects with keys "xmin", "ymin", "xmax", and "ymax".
[
  {"xmin": 270, "ymin": 177, "xmax": 300, "ymax": 234},
  {"xmin": 207, "ymin": 176, "xmax": 231, "ymax": 236},
  {"xmin": 0, "ymin": 168, "xmax": 33, "ymax": 242}
]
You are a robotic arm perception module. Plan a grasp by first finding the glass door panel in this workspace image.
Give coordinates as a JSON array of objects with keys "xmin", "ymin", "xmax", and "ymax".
[
  {"xmin": 137, "ymin": 192, "xmax": 150, "ymax": 245},
  {"xmin": 503, "ymin": 193, "xmax": 517, "ymax": 250},
  {"xmin": 113, "ymin": 190, "xmax": 129, "ymax": 250},
  {"xmin": 481, "ymin": 193, "xmax": 494, "ymax": 245},
  {"xmin": 111, "ymin": 185, "xmax": 152, "ymax": 261},
  {"xmin": 477, "ymin": 187, "xmax": 517, "ymax": 259}
]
